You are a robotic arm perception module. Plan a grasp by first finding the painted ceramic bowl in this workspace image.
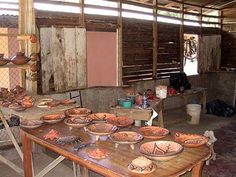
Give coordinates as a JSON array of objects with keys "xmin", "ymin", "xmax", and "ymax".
[
  {"xmin": 139, "ymin": 126, "xmax": 169, "ymax": 139},
  {"xmin": 110, "ymin": 131, "xmax": 143, "ymax": 144},
  {"xmin": 41, "ymin": 113, "xmax": 65, "ymax": 124},
  {"xmin": 64, "ymin": 116, "xmax": 92, "ymax": 128},
  {"xmin": 107, "ymin": 116, "xmax": 134, "ymax": 128},
  {"xmin": 0, "ymin": 54, "xmax": 9, "ymax": 66},
  {"xmin": 20, "ymin": 120, "xmax": 43, "ymax": 129},
  {"xmin": 128, "ymin": 156, "xmax": 156, "ymax": 174},
  {"xmin": 173, "ymin": 132, "xmax": 208, "ymax": 148},
  {"xmin": 65, "ymin": 107, "xmax": 91, "ymax": 117},
  {"xmin": 87, "ymin": 113, "xmax": 116, "ymax": 122},
  {"xmin": 86, "ymin": 123, "xmax": 117, "ymax": 136},
  {"xmin": 140, "ymin": 140, "xmax": 183, "ymax": 161}
]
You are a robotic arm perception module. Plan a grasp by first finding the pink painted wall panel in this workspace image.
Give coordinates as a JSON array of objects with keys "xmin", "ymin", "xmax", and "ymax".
[{"xmin": 87, "ymin": 31, "xmax": 117, "ymax": 87}]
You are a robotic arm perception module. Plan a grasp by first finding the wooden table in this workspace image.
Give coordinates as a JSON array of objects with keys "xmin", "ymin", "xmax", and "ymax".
[
  {"xmin": 111, "ymin": 99, "xmax": 164, "ymax": 127},
  {"xmin": 21, "ymin": 122, "xmax": 211, "ymax": 177}
]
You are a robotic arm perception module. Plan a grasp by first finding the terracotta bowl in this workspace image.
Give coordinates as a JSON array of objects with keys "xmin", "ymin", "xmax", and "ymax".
[
  {"xmin": 65, "ymin": 107, "xmax": 92, "ymax": 117},
  {"xmin": 41, "ymin": 113, "xmax": 65, "ymax": 124},
  {"xmin": 139, "ymin": 126, "xmax": 169, "ymax": 139},
  {"xmin": 64, "ymin": 116, "xmax": 92, "ymax": 128},
  {"xmin": 173, "ymin": 132, "xmax": 208, "ymax": 148},
  {"xmin": 140, "ymin": 140, "xmax": 183, "ymax": 161},
  {"xmin": 87, "ymin": 113, "xmax": 116, "ymax": 122},
  {"xmin": 107, "ymin": 116, "xmax": 134, "ymax": 128},
  {"xmin": 0, "ymin": 58, "xmax": 9, "ymax": 66},
  {"xmin": 110, "ymin": 131, "xmax": 143, "ymax": 144},
  {"xmin": 20, "ymin": 120, "xmax": 43, "ymax": 129},
  {"xmin": 86, "ymin": 123, "xmax": 117, "ymax": 136}
]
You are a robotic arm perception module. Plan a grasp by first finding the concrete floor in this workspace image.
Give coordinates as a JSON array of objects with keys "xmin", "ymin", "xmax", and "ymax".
[{"xmin": 0, "ymin": 109, "xmax": 235, "ymax": 177}]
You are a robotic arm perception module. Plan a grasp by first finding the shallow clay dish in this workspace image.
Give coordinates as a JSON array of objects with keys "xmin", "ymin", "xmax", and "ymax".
[
  {"xmin": 20, "ymin": 120, "xmax": 43, "ymax": 129},
  {"xmin": 107, "ymin": 116, "xmax": 134, "ymax": 128},
  {"xmin": 64, "ymin": 116, "xmax": 92, "ymax": 128},
  {"xmin": 87, "ymin": 113, "xmax": 116, "ymax": 122},
  {"xmin": 65, "ymin": 107, "xmax": 92, "ymax": 117},
  {"xmin": 60, "ymin": 99, "xmax": 76, "ymax": 105},
  {"xmin": 110, "ymin": 131, "xmax": 143, "ymax": 149},
  {"xmin": 140, "ymin": 140, "xmax": 183, "ymax": 161},
  {"xmin": 139, "ymin": 126, "xmax": 169, "ymax": 139},
  {"xmin": 87, "ymin": 148, "xmax": 109, "ymax": 159},
  {"xmin": 173, "ymin": 132, "xmax": 208, "ymax": 148},
  {"xmin": 41, "ymin": 113, "xmax": 65, "ymax": 124},
  {"xmin": 128, "ymin": 156, "xmax": 156, "ymax": 174},
  {"xmin": 8, "ymin": 103, "xmax": 26, "ymax": 112}
]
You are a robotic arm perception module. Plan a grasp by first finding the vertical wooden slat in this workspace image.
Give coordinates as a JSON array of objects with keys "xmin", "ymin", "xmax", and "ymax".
[
  {"xmin": 80, "ymin": 0, "xmax": 85, "ymax": 27},
  {"xmin": 118, "ymin": 0, "xmax": 123, "ymax": 86},
  {"xmin": 179, "ymin": 2, "xmax": 184, "ymax": 72},
  {"xmin": 152, "ymin": 0, "xmax": 158, "ymax": 79}
]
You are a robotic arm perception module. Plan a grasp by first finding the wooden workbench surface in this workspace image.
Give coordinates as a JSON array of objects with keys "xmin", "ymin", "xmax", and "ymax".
[{"xmin": 21, "ymin": 122, "xmax": 211, "ymax": 177}]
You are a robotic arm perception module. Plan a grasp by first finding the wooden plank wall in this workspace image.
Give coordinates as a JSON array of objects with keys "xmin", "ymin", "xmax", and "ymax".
[{"xmin": 40, "ymin": 27, "xmax": 86, "ymax": 94}]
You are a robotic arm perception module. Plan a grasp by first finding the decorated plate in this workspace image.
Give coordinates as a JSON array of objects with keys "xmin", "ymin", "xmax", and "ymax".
[
  {"xmin": 41, "ymin": 113, "xmax": 65, "ymax": 124},
  {"xmin": 87, "ymin": 148, "xmax": 109, "ymax": 159},
  {"xmin": 86, "ymin": 123, "xmax": 117, "ymax": 136},
  {"xmin": 109, "ymin": 131, "xmax": 143, "ymax": 144},
  {"xmin": 65, "ymin": 107, "xmax": 92, "ymax": 117},
  {"xmin": 64, "ymin": 117, "xmax": 92, "ymax": 128},
  {"xmin": 173, "ymin": 132, "xmax": 208, "ymax": 148},
  {"xmin": 107, "ymin": 116, "xmax": 134, "ymax": 128},
  {"xmin": 20, "ymin": 120, "xmax": 43, "ymax": 129},
  {"xmin": 139, "ymin": 126, "xmax": 169, "ymax": 139},
  {"xmin": 87, "ymin": 113, "xmax": 116, "ymax": 122}
]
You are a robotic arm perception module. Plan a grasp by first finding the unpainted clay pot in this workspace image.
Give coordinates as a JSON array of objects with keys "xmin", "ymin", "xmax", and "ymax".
[{"xmin": 11, "ymin": 52, "xmax": 30, "ymax": 65}]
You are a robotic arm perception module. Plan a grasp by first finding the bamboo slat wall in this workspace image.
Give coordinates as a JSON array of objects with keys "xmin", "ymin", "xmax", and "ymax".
[{"xmin": 40, "ymin": 27, "xmax": 86, "ymax": 93}]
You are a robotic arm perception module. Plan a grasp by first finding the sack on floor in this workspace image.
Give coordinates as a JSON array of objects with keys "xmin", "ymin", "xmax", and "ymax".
[{"xmin": 206, "ymin": 99, "xmax": 236, "ymax": 117}]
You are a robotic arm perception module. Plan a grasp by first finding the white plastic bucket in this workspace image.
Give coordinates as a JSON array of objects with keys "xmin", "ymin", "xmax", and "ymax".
[
  {"xmin": 187, "ymin": 104, "xmax": 201, "ymax": 125},
  {"xmin": 155, "ymin": 85, "xmax": 167, "ymax": 99}
]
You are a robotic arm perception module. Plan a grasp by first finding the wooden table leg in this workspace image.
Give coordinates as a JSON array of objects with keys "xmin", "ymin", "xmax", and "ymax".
[
  {"xmin": 191, "ymin": 161, "xmax": 204, "ymax": 177},
  {"xmin": 80, "ymin": 166, "xmax": 89, "ymax": 177},
  {"xmin": 158, "ymin": 110, "xmax": 164, "ymax": 127},
  {"xmin": 21, "ymin": 131, "xmax": 33, "ymax": 177},
  {"xmin": 202, "ymin": 90, "xmax": 207, "ymax": 112}
]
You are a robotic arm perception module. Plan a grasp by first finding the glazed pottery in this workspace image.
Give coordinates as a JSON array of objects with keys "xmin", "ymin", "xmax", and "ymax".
[
  {"xmin": 107, "ymin": 116, "xmax": 134, "ymax": 128},
  {"xmin": 139, "ymin": 126, "xmax": 169, "ymax": 139},
  {"xmin": 11, "ymin": 52, "xmax": 30, "ymax": 65}
]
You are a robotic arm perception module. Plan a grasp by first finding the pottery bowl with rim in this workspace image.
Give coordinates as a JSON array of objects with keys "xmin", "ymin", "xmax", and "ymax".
[
  {"xmin": 41, "ymin": 113, "xmax": 65, "ymax": 124},
  {"xmin": 107, "ymin": 116, "xmax": 134, "ymax": 128},
  {"xmin": 65, "ymin": 107, "xmax": 92, "ymax": 117},
  {"xmin": 86, "ymin": 123, "xmax": 117, "ymax": 136},
  {"xmin": 140, "ymin": 140, "xmax": 184, "ymax": 161},
  {"xmin": 139, "ymin": 126, "xmax": 169, "ymax": 139},
  {"xmin": 20, "ymin": 120, "xmax": 43, "ymax": 129},
  {"xmin": 87, "ymin": 113, "xmax": 116, "ymax": 122},
  {"xmin": 109, "ymin": 131, "xmax": 143, "ymax": 144},
  {"xmin": 64, "ymin": 116, "xmax": 92, "ymax": 128}
]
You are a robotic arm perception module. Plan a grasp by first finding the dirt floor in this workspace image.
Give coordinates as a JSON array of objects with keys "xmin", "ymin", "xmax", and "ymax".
[{"xmin": 0, "ymin": 109, "xmax": 235, "ymax": 177}]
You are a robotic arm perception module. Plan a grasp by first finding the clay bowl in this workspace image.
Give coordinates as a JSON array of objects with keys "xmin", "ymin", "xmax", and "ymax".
[
  {"xmin": 128, "ymin": 156, "xmax": 156, "ymax": 174},
  {"xmin": 107, "ymin": 116, "xmax": 134, "ymax": 128},
  {"xmin": 110, "ymin": 131, "xmax": 143, "ymax": 144},
  {"xmin": 8, "ymin": 103, "xmax": 26, "ymax": 112},
  {"xmin": 173, "ymin": 132, "xmax": 208, "ymax": 148},
  {"xmin": 87, "ymin": 113, "xmax": 116, "ymax": 122},
  {"xmin": 140, "ymin": 140, "xmax": 184, "ymax": 161},
  {"xmin": 85, "ymin": 123, "xmax": 117, "ymax": 136},
  {"xmin": 41, "ymin": 113, "xmax": 65, "ymax": 124},
  {"xmin": 0, "ymin": 56, "xmax": 10, "ymax": 66},
  {"xmin": 64, "ymin": 116, "xmax": 92, "ymax": 128},
  {"xmin": 139, "ymin": 126, "xmax": 169, "ymax": 139},
  {"xmin": 60, "ymin": 99, "xmax": 76, "ymax": 105},
  {"xmin": 11, "ymin": 52, "xmax": 30, "ymax": 65},
  {"xmin": 20, "ymin": 120, "xmax": 43, "ymax": 129},
  {"xmin": 65, "ymin": 107, "xmax": 92, "ymax": 117}
]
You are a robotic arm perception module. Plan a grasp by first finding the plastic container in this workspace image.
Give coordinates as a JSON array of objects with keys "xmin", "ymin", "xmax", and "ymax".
[
  {"xmin": 186, "ymin": 104, "xmax": 201, "ymax": 125},
  {"xmin": 117, "ymin": 98, "xmax": 125, "ymax": 106},
  {"xmin": 155, "ymin": 85, "xmax": 167, "ymax": 99},
  {"xmin": 123, "ymin": 100, "xmax": 132, "ymax": 109}
]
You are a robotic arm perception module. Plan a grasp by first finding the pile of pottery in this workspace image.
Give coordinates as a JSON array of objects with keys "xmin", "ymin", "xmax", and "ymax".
[{"xmin": 0, "ymin": 85, "xmax": 34, "ymax": 111}]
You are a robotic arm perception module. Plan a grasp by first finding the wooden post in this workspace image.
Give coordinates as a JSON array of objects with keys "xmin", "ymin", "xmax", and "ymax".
[
  {"xmin": 152, "ymin": 0, "xmax": 158, "ymax": 79},
  {"xmin": 118, "ymin": 0, "xmax": 123, "ymax": 86},
  {"xmin": 179, "ymin": 2, "xmax": 184, "ymax": 72},
  {"xmin": 80, "ymin": 0, "xmax": 85, "ymax": 27},
  {"xmin": 19, "ymin": 0, "xmax": 37, "ymax": 94}
]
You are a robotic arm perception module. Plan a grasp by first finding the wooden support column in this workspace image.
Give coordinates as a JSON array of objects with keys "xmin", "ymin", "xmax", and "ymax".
[
  {"xmin": 200, "ymin": 8, "xmax": 203, "ymax": 36},
  {"xmin": 19, "ymin": 0, "xmax": 37, "ymax": 94},
  {"xmin": 152, "ymin": 0, "xmax": 158, "ymax": 79},
  {"xmin": 179, "ymin": 2, "xmax": 184, "ymax": 72},
  {"xmin": 118, "ymin": 0, "xmax": 123, "ymax": 86},
  {"xmin": 80, "ymin": 0, "xmax": 85, "ymax": 27}
]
